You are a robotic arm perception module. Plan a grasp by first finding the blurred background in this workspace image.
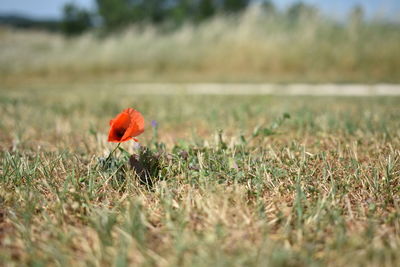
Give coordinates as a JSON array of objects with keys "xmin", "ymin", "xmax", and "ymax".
[{"xmin": 1, "ymin": 0, "xmax": 399, "ymax": 85}]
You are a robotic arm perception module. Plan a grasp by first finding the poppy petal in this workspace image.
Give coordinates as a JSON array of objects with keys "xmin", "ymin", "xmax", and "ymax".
[
  {"xmin": 108, "ymin": 112, "xmax": 131, "ymax": 142},
  {"xmin": 125, "ymin": 108, "xmax": 145, "ymax": 130},
  {"xmin": 120, "ymin": 109, "xmax": 145, "ymax": 141}
]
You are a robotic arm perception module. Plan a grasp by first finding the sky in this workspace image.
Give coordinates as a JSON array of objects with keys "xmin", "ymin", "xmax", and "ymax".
[
  {"xmin": 0, "ymin": 0, "xmax": 94, "ymax": 19},
  {"xmin": 0, "ymin": 0, "xmax": 399, "ymax": 20}
]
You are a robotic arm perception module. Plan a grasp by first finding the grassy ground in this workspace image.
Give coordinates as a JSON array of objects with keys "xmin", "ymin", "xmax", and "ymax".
[
  {"xmin": 0, "ymin": 85, "xmax": 399, "ymax": 266},
  {"xmin": 1, "ymin": 8, "xmax": 400, "ymax": 85}
]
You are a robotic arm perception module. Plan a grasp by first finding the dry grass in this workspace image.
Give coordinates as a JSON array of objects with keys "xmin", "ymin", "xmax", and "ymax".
[
  {"xmin": 1, "ymin": 7, "xmax": 400, "ymax": 85},
  {"xmin": 0, "ymin": 85, "xmax": 399, "ymax": 266}
]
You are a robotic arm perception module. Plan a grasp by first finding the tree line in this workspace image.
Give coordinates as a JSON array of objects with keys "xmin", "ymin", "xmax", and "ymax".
[
  {"xmin": 63, "ymin": 0, "xmax": 261, "ymax": 35},
  {"xmin": 60, "ymin": 1, "xmax": 363, "ymax": 35}
]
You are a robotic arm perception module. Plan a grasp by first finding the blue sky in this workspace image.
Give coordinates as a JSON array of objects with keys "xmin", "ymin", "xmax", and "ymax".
[
  {"xmin": 0, "ymin": 0, "xmax": 399, "ymax": 20},
  {"xmin": 0, "ymin": 0, "xmax": 94, "ymax": 18}
]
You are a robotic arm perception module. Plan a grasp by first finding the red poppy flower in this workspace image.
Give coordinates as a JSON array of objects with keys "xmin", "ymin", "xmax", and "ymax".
[{"xmin": 108, "ymin": 108, "xmax": 144, "ymax": 143}]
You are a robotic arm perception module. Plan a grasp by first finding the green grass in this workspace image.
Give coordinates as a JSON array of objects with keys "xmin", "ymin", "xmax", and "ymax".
[{"xmin": 0, "ymin": 86, "xmax": 399, "ymax": 266}]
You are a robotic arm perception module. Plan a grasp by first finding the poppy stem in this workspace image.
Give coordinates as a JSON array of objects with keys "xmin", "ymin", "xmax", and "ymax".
[{"xmin": 105, "ymin": 143, "xmax": 121, "ymax": 163}]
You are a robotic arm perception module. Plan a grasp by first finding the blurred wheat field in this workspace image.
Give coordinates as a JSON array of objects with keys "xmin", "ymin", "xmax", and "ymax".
[{"xmin": 1, "ymin": 6, "xmax": 400, "ymax": 85}]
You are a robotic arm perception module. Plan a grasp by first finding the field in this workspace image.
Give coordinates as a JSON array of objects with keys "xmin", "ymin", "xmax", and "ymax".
[
  {"xmin": 0, "ymin": 85, "xmax": 399, "ymax": 266},
  {"xmin": 1, "ymin": 8, "xmax": 400, "ymax": 85},
  {"xmin": 1, "ymin": 5, "xmax": 400, "ymax": 265}
]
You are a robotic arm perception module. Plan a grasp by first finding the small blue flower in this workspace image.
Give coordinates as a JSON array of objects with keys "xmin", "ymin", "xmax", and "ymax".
[
  {"xmin": 133, "ymin": 142, "xmax": 141, "ymax": 150},
  {"xmin": 151, "ymin": 120, "xmax": 158, "ymax": 128}
]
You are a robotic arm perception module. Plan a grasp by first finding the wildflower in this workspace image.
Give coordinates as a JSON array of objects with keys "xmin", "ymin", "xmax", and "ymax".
[
  {"xmin": 108, "ymin": 108, "xmax": 144, "ymax": 143},
  {"xmin": 133, "ymin": 142, "xmax": 141, "ymax": 151}
]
